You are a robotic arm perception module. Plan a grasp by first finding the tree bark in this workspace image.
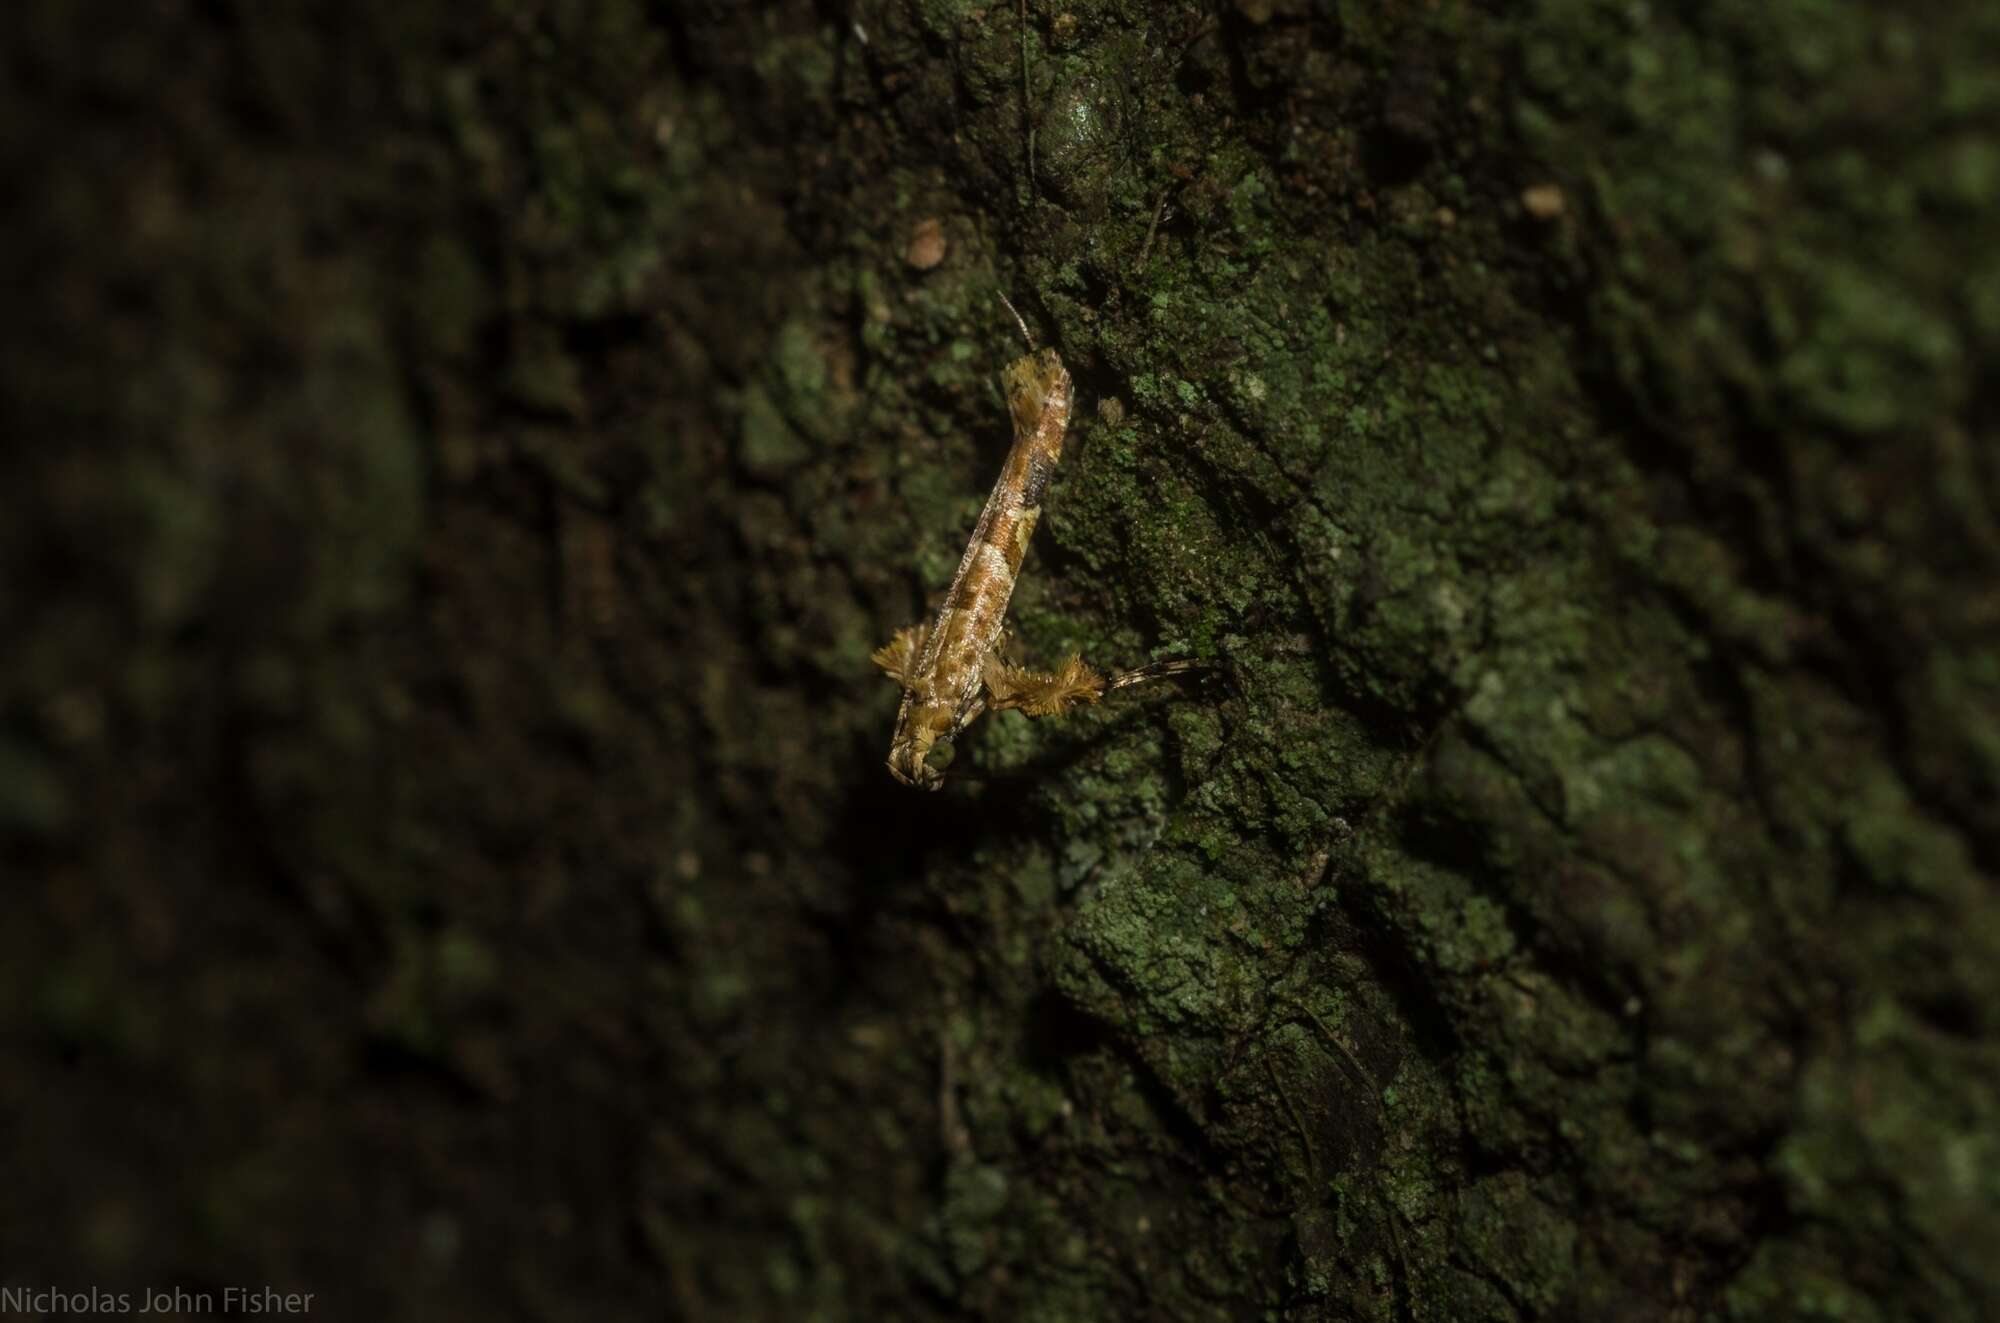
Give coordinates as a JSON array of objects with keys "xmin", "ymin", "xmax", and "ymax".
[{"xmin": 5, "ymin": 1, "xmax": 1996, "ymax": 1318}]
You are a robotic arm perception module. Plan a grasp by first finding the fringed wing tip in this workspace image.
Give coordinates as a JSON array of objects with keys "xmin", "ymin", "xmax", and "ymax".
[
  {"xmin": 872, "ymin": 623, "xmax": 928, "ymax": 687},
  {"xmin": 984, "ymin": 653, "xmax": 1105, "ymax": 717}
]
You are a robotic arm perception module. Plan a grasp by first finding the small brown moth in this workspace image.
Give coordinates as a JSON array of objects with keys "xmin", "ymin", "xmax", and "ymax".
[{"xmin": 873, "ymin": 298, "xmax": 1198, "ymax": 788}]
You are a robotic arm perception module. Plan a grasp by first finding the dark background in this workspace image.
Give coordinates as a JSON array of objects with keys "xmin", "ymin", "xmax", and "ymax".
[{"xmin": 4, "ymin": 1, "xmax": 1997, "ymax": 1319}]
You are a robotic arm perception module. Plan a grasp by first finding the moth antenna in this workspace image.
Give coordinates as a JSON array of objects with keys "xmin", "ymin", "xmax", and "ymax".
[{"xmin": 997, "ymin": 291, "xmax": 1036, "ymax": 352}]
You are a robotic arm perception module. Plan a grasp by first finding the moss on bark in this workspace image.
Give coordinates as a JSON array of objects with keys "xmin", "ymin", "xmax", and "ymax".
[{"xmin": 5, "ymin": 0, "xmax": 1996, "ymax": 1318}]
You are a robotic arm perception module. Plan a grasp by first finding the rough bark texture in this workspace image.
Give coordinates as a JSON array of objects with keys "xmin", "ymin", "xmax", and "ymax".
[{"xmin": 5, "ymin": 1, "xmax": 1997, "ymax": 1319}]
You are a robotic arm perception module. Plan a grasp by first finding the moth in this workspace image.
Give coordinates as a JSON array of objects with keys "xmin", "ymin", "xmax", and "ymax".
[{"xmin": 872, "ymin": 298, "xmax": 1197, "ymax": 789}]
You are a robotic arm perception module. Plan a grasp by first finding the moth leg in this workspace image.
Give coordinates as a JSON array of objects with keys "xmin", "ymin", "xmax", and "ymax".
[
  {"xmin": 871, "ymin": 622, "xmax": 929, "ymax": 687},
  {"xmin": 982, "ymin": 651, "xmax": 1107, "ymax": 718},
  {"xmin": 948, "ymin": 695, "xmax": 988, "ymax": 741},
  {"xmin": 984, "ymin": 652, "xmax": 1212, "ymax": 714},
  {"xmin": 1105, "ymin": 657, "xmax": 1209, "ymax": 691}
]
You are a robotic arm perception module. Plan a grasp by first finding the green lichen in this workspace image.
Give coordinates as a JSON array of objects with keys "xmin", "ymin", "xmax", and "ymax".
[{"xmin": 5, "ymin": 0, "xmax": 1994, "ymax": 1318}]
